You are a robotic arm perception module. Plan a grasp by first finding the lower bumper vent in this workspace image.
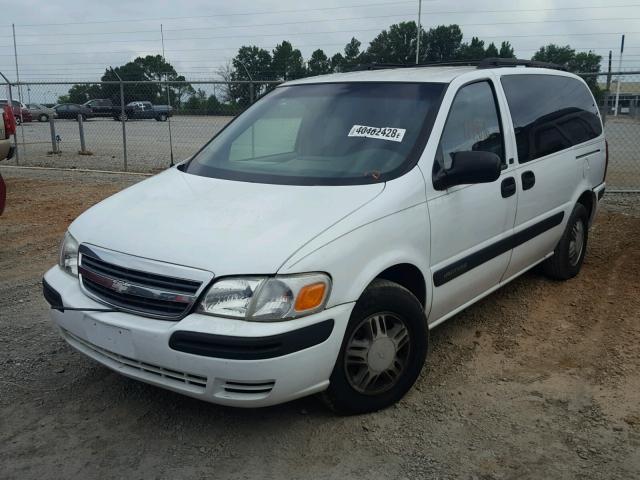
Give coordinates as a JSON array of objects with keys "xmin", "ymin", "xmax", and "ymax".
[
  {"xmin": 223, "ymin": 380, "xmax": 275, "ymax": 395},
  {"xmin": 62, "ymin": 329, "xmax": 208, "ymax": 391}
]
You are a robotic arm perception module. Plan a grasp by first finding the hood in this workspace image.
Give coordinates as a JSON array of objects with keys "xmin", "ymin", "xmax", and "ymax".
[{"xmin": 70, "ymin": 168, "xmax": 384, "ymax": 275}]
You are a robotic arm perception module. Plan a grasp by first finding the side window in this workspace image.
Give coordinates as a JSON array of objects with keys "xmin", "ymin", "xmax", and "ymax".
[
  {"xmin": 436, "ymin": 81, "xmax": 504, "ymax": 171},
  {"xmin": 501, "ymin": 74, "xmax": 602, "ymax": 163}
]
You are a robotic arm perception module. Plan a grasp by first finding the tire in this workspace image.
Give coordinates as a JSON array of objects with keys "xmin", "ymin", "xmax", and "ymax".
[
  {"xmin": 159, "ymin": 113, "xmax": 167, "ymax": 122},
  {"xmin": 15, "ymin": 116, "xmax": 21, "ymax": 125},
  {"xmin": 118, "ymin": 113, "xmax": 128, "ymax": 122},
  {"xmin": 322, "ymin": 279, "xmax": 428, "ymax": 414},
  {"xmin": 542, "ymin": 203, "xmax": 589, "ymax": 280},
  {"xmin": 38, "ymin": 114, "xmax": 49, "ymax": 122}
]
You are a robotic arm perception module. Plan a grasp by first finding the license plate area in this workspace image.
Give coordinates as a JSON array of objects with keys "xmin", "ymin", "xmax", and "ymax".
[{"xmin": 84, "ymin": 318, "xmax": 135, "ymax": 358}]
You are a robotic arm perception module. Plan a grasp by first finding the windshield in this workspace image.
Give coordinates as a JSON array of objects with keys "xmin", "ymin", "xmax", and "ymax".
[{"xmin": 186, "ymin": 82, "xmax": 446, "ymax": 185}]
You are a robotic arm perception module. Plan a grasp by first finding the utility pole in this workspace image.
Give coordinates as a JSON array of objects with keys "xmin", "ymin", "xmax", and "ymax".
[
  {"xmin": 415, "ymin": 0, "xmax": 422, "ymax": 64},
  {"xmin": 11, "ymin": 24, "xmax": 21, "ymax": 102},
  {"xmin": 12, "ymin": 23, "xmax": 26, "ymax": 157},
  {"xmin": 161, "ymin": 24, "xmax": 175, "ymax": 167},
  {"xmin": 614, "ymin": 34, "xmax": 625, "ymax": 117}
]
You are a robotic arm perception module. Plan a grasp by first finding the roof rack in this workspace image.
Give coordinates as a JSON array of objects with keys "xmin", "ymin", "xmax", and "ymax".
[
  {"xmin": 350, "ymin": 58, "xmax": 566, "ymax": 72},
  {"xmin": 477, "ymin": 57, "xmax": 567, "ymax": 71}
]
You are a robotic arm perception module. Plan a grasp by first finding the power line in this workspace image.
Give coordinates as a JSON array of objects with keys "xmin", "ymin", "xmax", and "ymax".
[
  {"xmin": 4, "ymin": 3, "xmax": 640, "ymax": 38},
  {"xmin": 2, "ymin": 29, "xmax": 640, "ymax": 58},
  {"xmin": 7, "ymin": 1, "xmax": 640, "ymax": 29},
  {"xmin": 4, "ymin": 15, "xmax": 640, "ymax": 49},
  {"xmin": 6, "ymin": 0, "xmax": 419, "ymax": 27}
]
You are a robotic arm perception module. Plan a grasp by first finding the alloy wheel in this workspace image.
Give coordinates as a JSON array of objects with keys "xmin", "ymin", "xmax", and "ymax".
[{"xmin": 344, "ymin": 312, "xmax": 411, "ymax": 395}]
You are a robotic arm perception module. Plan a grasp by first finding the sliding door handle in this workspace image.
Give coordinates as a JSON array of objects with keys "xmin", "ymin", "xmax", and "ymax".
[{"xmin": 522, "ymin": 171, "xmax": 536, "ymax": 190}]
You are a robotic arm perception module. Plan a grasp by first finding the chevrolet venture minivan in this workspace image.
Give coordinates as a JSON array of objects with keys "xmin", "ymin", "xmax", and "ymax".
[{"xmin": 44, "ymin": 60, "xmax": 607, "ymax": 413}]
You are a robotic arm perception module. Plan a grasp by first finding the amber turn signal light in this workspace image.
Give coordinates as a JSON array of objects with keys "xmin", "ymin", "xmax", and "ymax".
[{"xmin": 294, "ymin": 282, "xmax": 327, "ymax": 312}]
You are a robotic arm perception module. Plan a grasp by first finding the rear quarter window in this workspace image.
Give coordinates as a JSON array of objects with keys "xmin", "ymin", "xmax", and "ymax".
[{"xmin": 500, "ymin": 74, "xmax": 602, "ymax": 163}]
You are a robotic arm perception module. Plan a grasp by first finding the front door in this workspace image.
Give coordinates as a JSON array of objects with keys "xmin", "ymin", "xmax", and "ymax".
[{"xmin": 427, "ymin": 79, "xmax": 518, "ymax": 323}]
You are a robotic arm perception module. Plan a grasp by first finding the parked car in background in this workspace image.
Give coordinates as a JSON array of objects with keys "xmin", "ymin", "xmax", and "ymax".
[
  {"xmin": 1, "ymin": 104, "xmax": 16, "ymax": 215},
  {"xmin": 27, "ymin": 103, "xmax": 55, "ymax": 122},
  {"xmin": 0, "ymin": 99, "xmax": 32, "ymax": 124},
  {"xmin": 83, "ymin": 98, "xmax": 115, "ymax": 117},
  {"xmin": 112, "ymin": 101, "xmax": 173, "ymax": 121},
  {"xmin": 54, "ymin": 103, "xmax": 92, "ymax": 121}
]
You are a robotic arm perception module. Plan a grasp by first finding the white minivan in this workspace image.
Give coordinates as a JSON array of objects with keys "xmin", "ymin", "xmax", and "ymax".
[{"xmin": 44, "ymin": 60, "xmax": 607, "ymax": 414}]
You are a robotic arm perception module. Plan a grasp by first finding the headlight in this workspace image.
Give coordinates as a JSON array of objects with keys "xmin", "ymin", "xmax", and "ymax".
[
  {"xmin": 197, "ymin": 273, "xmax": 331, "ymax": 321},
  {"xmin": 58, "ymin": 232, "xmax": 79, "ymax": 276}
]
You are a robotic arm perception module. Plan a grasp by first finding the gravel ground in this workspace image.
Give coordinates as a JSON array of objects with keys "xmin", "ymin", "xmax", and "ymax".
[
  {"xmin": 1, "ymin": 166, "xmax": 639, "ymax": 479},
  {"xmin": 4, "ymin": 115, "xmax": 640, "ymax": 189}
]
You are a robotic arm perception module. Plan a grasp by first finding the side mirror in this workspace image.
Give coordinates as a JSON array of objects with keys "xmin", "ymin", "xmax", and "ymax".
[{"xmin": 433, "ymin": 151, "xmax": 502, "ymax": 190}]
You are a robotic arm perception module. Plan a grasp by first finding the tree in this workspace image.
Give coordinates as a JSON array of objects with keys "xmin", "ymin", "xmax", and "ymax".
[
  {"xmin": 532, "ymin": 44, "xmax": 576, "ymax": 68},
  {"xmin": 307, "ymin": 49, "xmax": 332, "ymax": 76},
  {"xmin": 499, "ymin": 41, "xmax": 515, "ymax": 58},
  {"xmin": 57, "ymin": 84, "xmax": 102, "ymax": 104},
  {"xmin": 271, "ymin": 41, "xmax": 306, "ymax": 81},
  {"xmin": 342, "ymin": 37, "xmax": 367, "ymax": 70},
  {"xmin": 229, "ymin": 46, "xmax": 272, "ymax": 106},
  {"xmin": 485, "ymin": 42, "xmax": 499, "ymax": 58},
  {"xmin": 367, "ymin": 22, "xmax": 426, "ymax": 64},
  {"xmin": 424, "ymin": 25, "xmax": 463, "ymax": 62},
  {"xmin": 98, "ymin": 57, "xmax": 192, "ymax": 107},
  {"xmin": 331, "ymin": 52, "xmax": 345, "ymax": 72},
  {"xmin": 457, "ymin": 37, "xmax": 486, "ymax": 60}
]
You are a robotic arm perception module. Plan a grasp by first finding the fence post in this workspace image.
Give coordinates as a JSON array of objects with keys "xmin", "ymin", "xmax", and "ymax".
[
  {"xmin": 49, "ymin": 115, "xmax": 58, "ymax": 154},
  {"xmin": 110, "ymin": 68, "xmax": 128, "ymax": 171},
  {"xmin": 77, "ymin": 113, "xmax": 87, "ymax": 153},
  {"xmin": 249, "ymin": 82, "xmax": 255, "ymax": 104}
]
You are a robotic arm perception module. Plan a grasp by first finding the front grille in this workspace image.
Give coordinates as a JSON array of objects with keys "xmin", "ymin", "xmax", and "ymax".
[
  {"xmin": 78, "ymin": 245, "xmax": 210, "ymax": 320},
  {"xmin": 63, "ymin": 329, "xmax": 208, "ymax": 392}
]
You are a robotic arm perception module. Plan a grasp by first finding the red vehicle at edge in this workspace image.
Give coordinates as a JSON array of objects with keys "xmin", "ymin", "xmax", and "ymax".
[
  {"xmin": 0, "ymin": 99, "xmax": 32, "ymax": 124},
  {"xmin": 0, "ymin": 104, "xmax": 16, "ymax": 215}
]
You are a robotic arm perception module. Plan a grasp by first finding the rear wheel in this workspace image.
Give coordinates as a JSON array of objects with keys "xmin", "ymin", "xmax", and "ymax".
[
  {"xmin": 15, "ymin": 116, "xmax": 21, "ymax": 125},
  {"xmin": 38, "ymin": 114, "xmax": 49, "ymax": 122},
  {"xmin": 543, "ymin": 203, "xmax": 589, "ymax": 280},
  {"xmin": 322, "ymin": 279, "xmax": 428, "ymax": 414},
  {"xmin": 158, "ymin": 113, "xmax": 167, "ymax": 122}
]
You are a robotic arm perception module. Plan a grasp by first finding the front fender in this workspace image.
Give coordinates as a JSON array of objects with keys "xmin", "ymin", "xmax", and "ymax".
[{"xmin": 279, "ymin": 202, "xmax": 432, "ymax": 314}]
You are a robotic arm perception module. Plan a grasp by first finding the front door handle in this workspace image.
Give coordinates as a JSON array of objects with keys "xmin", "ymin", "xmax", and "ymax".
[
  {"xmin": 501, "ymin": 177, "xmax": 516, "ymax": 198},
  {"xmin": 522, "ymin": 171, "xmax": 536, "ymax": 190}
]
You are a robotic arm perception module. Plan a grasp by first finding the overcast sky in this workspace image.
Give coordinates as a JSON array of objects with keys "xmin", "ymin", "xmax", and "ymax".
[{"xmin": 0, "ymin": 0, "xmax": 637, "ymax": 85}]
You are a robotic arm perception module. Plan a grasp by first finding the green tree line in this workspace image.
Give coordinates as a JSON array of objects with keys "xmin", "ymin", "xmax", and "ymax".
[{"xmin": 58, "ymin": 22, "xmax": 603, "ymax": 112}]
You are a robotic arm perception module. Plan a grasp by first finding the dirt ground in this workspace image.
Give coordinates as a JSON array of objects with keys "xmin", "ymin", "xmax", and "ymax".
[{"xmin": 1, "ymin": 166, "xmax": 639, "ymax": 480}]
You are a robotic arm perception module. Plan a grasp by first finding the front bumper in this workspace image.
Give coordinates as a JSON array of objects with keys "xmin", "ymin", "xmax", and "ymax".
[{"xmin": 44, "ymin": 266, "xmax": 354, "ymax": 407}]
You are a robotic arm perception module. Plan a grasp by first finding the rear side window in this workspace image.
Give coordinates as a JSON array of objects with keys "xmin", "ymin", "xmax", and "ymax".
[{"xmin": 501, "ymin": 74, "xmax": 602, "ymax": 163}]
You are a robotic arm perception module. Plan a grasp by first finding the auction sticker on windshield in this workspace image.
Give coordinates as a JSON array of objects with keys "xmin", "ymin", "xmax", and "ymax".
[{"xmin": 348, "ymin": 125, "xmax": 406, "ymax": 142}]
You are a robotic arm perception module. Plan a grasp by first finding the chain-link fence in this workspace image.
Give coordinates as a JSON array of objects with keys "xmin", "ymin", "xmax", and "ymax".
[
  {"xmin": 1, "ymin": 74, "xmax": 639, "ymax": 190},
  {"xmin": 0, "ymin": 79, "xmax": 280, "ymax": 173}
]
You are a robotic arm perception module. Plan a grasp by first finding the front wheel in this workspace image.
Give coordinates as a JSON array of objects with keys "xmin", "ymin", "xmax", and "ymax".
[
  {"xmin": 322, "ymin": 279, "xmax": 428, "ymax": 414},
  {"xmin": 158, "ymin": 113, "xmax": 167, "ymax": 122},
  {"xmin": 39, "ymin": 114, "xmax": 49, "ymax": 122},
  {"xmin": 542, "ymin": 203, "xmax": 589, "ymax": 280}
]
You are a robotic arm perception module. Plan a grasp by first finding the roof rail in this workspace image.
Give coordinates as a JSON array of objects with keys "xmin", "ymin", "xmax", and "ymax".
[
  {"xmin": 350, "ymin": 58, "xmax": 567, "ymax": 72},
  {"xmin": 477, "ymin": 57, "xmax": 567, "ymax": 71},
  {"xmin": 351, "ymin": 61, "xmax": 481, "ymax": 71}
]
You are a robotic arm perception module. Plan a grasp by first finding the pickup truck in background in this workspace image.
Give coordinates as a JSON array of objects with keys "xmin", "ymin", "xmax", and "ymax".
[
  {"xmin": 112, "ymin": 101, "xmax": 173, "ymax": 122},
  {"xmin": 1, "ymin": 104, "xmax": 16, "ymax": 215},
  {"xmin": 83, "ymin": 98, "xmax": 115, "ymax": 117}
]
